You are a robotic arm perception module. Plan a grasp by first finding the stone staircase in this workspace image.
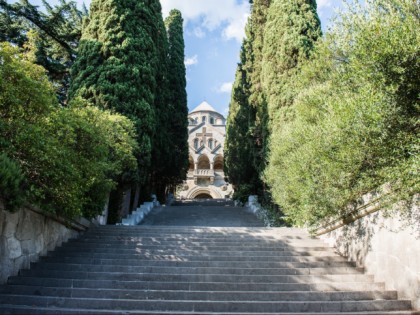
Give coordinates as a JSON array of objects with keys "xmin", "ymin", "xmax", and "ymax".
[{"xmin": 0, "ymin": 224, "xmax": 418, "ymax": 314}]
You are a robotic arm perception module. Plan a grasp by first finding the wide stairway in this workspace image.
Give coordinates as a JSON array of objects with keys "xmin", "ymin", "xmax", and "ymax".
[{"xmin": 0, "ymin": 201, "xmax": 418, "ymax": 314}]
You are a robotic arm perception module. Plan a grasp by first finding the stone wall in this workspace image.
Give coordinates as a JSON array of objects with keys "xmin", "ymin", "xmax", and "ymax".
[
  {"xmin": 0, "ymin": 202, "xmax": 82, "ymax": 284},
  {"xmin": 318, "ymin": 197, "xmax": 420, "ymax": 310}
]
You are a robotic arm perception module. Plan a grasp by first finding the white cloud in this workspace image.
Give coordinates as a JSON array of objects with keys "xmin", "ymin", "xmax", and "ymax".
[
  {"xmin": 193, "ymin": 27, "xmax": 206, "ymax": 38},
  {"xmin": 184, "ymin": 55, "xmax": 199, "ymax": 67},
  {"xmin": 161, "ymin": 0, "xmax": 250, "ymax": 42},
  {"xmin": 317, "ymin": 0, "xmax": 332, "ymax": 8},
  {"xmin": 218, "ymin": 82, "xmax": 233, "ymax": 94},
  {"xmin": 222, "ymin": 12, "xmax": 249, "ymax": 42}
]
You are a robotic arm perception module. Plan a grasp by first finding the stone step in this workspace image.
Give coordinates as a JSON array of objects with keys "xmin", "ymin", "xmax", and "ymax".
[
  {"xmin": 50, "ymin": 248, "xmax": 338, "ymax": 257},
  {"xmin": 29, "ymin": 262, "xmax": 364, "ymax": 276},
  {"xmin": 86, "ymin": 231, "xmax": 311, "ymax": 240},
  {"xmin": 44, "ymin": 252, "xmax": 349, "ymax": 262},
  {"xmin": 6, "ymin": 277, "xmax": 388, "ymax": 291},
  {"xmin": 84, "ymin": 227, "xmax": 310, "ymax": 237},
  {"xmin": 17, "ymin": 269, "xmax": 372, "ymax": 283},
  {"xmin": 89, "ymin": 226, "xmax": 308, "ymax": 233},
  {"xmin": 82, "ymin": 232, "xmax": 321, "ymax": 244},
  {"xmin": 37, "ymin": 257, "xmax": 357, "ymax": 268},
  {"xmin": 67, "ymin": 239, "xmax": 327, "ymax": 248},
  {"xmin": 81, "ymin": 234, "xmax": 311, "ymax": 242},
  {"xmin": 0, "ymin": 295, "xmax": 413, "ymax": 313},
  {"xmin": 55, "ymin": 244, "xmax": 334, "ymax": 252},
  {"xmin": 0, "ymin": 286, "xmax": 398, "ymax": 301},
  {"xmin": 0, "ymin": 304, "xmax": 418, "ymax": 315}
]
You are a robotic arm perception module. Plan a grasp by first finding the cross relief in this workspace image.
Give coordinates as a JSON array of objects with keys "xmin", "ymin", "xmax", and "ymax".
[{"xmin": 196, "ymin": 127, "xmax": 213, "ymax": 144}]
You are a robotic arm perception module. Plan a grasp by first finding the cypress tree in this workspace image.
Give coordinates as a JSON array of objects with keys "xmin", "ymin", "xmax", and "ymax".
[
  {"xmin": 225, "ymin": 36, "xmax": 259, "ymax": 201},
  {"xmin": 262, "ymin": 0, "xmax": 321, "ymax": 121},
  {"xmin": 69, "ymin": 0, "xmax": 159, "ymax": 183},
  {"xmin": 261, "ymin": 0, "xmax": 321, "ymax": 220},
  {"xmin": 247, "ymin": 0, "xmax": 272, "ymax": 198},
  {"xmin": 149, "ymin": 0, "xmax": 171, "ymax": 201},
  {"xmin": 164, "ymin": 9, "xmax": 189, "ymax": 191},
  {"xmin": 248, "ymin": 0, "xmax": 271, "ymax": 109}
]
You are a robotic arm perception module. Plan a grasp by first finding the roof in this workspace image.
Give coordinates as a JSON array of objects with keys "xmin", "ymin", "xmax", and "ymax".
[{"xmin": 190, "ymin": 101, "xmax": 217, "ymax": 114}]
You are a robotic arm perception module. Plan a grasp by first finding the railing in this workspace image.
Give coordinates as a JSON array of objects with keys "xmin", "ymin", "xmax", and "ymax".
[{"xmin": 194, "ymin": 169, "xmax": 215, "ymax": 177}]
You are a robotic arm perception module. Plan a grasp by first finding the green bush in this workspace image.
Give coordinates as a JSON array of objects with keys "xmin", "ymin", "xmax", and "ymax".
[
  {"xmin": 0, "ymin": 43, "xmax": 138, "ymax": 219},
  {"xmin": 265, "ymin": 0, "xmax": 420, "ymax": 226},
  {"xmin": 0, "ymin": 153, "xmax": 25, "ymax": 211}
]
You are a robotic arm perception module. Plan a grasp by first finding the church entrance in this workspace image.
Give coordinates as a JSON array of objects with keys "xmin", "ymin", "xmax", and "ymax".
[{"xmin": 194, "ymin": 193, "xmax": 213, "ymax": 199}]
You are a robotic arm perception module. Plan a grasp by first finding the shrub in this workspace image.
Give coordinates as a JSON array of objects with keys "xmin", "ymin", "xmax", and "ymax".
[{"xmin": 265, "ymin": 0, "xmax": 420, "ymax": 226}]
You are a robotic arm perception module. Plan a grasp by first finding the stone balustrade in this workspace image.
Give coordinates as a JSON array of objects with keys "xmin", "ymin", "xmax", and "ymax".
[
  {"xmin": 121, "ymin": 198, "xmax": 160, "ymax": 226},
  {"xmin": 194, "ymin": 169, "xmax": 215, "ymax": 177}
]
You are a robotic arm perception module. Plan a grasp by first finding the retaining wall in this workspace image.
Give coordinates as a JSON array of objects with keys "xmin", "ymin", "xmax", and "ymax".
[
  {"xmin": 0, "ymin": 201, "xmax": 87, "ymax": 284},
  {"xmin": 316, "ymin": 195, "xmax": 419, "ymax": 310}
]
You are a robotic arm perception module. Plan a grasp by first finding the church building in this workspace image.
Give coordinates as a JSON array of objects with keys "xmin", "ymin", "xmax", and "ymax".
[{"xmin": 178, "ymin": 101, "xmax": 233, "ymax": 199}]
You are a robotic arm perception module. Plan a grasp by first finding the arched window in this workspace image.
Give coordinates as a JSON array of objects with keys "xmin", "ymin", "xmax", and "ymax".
[
  {"xmin": 214, "ymin": 155, "xmax": 224, "ymax": 170},
  {"xmin": 198, "ymin": 155, "xmax": 210, "ymax": 170},
  {"xmin": 202, "ymin": 116, "xmax": 206, "ymax": 123},
  {"xmin": 208, "ymin": 139, "xmax": 213, "ymax": 150},
  {"xmin": 194, "ymin": 138, "xmax": 199, "ymax": 149},
  {"xmin": 210, "ymin": 117, "xmax": 215, "ymax": 125}
]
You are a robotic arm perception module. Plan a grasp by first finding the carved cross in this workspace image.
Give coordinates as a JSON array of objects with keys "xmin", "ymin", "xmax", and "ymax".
[{"xmin": 196, "ymin": 127, "xmax": 213, "ymax": 144}]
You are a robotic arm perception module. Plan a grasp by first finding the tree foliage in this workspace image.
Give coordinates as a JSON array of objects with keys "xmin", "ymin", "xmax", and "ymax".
[
  {"xmin": 226, "ymin": 0, "xmax": 320, "ymax": 208},
  {"xmin": 265, "ymin": 0, "xmax": 420, "ymax": 226},
  {"xmin": 247, "ymin": 0, "xmax": 272, "ymax": 194},
  {"xmin": 163, "ymin": 9, "xmax": 189, "ymax": 192},
  {"xmin": 69, "ymin": 0, "xmax": 159, "ymax": 184},
  {"xmin": 225, "ymin": 37, "xmax": 259, "ymax": 202},
  {"xmin": 0, "ymin": 0, "xmax": 87, "ymax": 103},
  {"xmin": 70, "ymin": 0, "xmax": 189, "ymax": 203},
  {"xmin": 0, "ymin": 43, "xmax": 138, "ymax": 218},
  {"xmin": 261, "ymin": 0, "xmax": 321, "ymax": 123}
]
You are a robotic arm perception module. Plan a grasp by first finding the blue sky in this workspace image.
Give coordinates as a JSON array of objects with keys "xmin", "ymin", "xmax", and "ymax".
[{"xmin": 26, "ymin": 0, "xmax": 345, "ymax": 116}]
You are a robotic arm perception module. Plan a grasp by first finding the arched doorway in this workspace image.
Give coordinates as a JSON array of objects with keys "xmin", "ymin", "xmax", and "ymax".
[
  {"xmin": 195, "ymin": 193, "xmax": 213, "ymax": 199},
  {"xmin": 186, "ymin": 187, "xmax": 223, "ymax": 199}
]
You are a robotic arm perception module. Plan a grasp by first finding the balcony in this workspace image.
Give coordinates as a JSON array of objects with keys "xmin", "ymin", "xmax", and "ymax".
[{"xmin": 194, "ymin": 169, "xmax": 215, "ymax": 177}]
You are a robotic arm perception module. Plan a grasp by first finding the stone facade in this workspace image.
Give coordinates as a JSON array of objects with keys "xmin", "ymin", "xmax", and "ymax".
[
  {"xmin": 178, "ymin": 101, "xmax": 233, "ymax": 199},
  {"xmin": 0, "ymin": 202, "xmax": 81, "ymax": 284}
]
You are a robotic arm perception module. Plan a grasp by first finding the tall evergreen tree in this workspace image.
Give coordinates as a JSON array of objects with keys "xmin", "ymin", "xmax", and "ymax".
[
  {"xmin": 225, "ymin": 36, "xmax": 259, "ymax": 201},
  {"xmin": 262, "ymin": 0, "xmax": 321, "ymax": 122},
  {"xmin": 248, "ymin": 0, "xmax": 271, "ymax": 111},
  {"xmin": 69, "ymin": 0, "xmax": 159, "ymax": 185},
  {"xmin": 260, "ymin": 0, "xmax": 321, "ymax": 220},
  {"xmin": 148, "ymin": 0, "xmax": 171, "ymax": 201},
  {"xmin": 225, "ymin": 0, "xmax": 272, "ymax": 202},
  {"xmin": 247, "ymin": 0, "xmax": 272, "ymax": 197},
  {"xmin": 163, "ymin": 9, "xmax": 189, "ymax": 192}
]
